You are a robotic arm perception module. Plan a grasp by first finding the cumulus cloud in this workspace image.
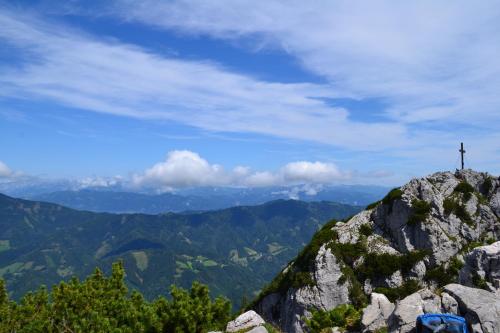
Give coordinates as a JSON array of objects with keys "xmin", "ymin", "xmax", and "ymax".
[
  {"xmin": 133, "ymin": 150, "xmax": 230, "ymax": 189},
  {"xmin": 133, "ymin": 150, "xmax": 349, "ymax": 190},
  {"xmin": 0, "ymin": 161, "xmax": 12, "ymax": 178}
]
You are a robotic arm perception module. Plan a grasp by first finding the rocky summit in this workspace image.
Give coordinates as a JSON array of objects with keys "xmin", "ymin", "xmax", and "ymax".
[{"xmin": 250, "ymin": 169, "xmax": 500, "ymax": 333}]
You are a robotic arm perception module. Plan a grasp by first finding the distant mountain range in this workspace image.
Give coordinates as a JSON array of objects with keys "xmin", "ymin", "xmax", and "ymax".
[
  {"xmin": 0, "ymin": 193, "xmax": 362, "ymax": 309},
  {"xmin": 25, "ymin": 185, "xmax": 388, "ymax": 214}
]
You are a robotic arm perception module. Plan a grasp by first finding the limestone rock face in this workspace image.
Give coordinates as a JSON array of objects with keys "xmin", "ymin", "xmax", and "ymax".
[
  {"xmin": 361, "ymin": 293, "xmax": 395, "ymax": 332},
  {"xmin": 253, "ymin": 170, "xmax": 500, "ymax": 333},
  {"xmin": 246, "ymin": 326, "xmax": 268, "ymax": 333},
  {"xmin": 226, "ymin": 310, "xmax": 265, "ymax": 333},
  {"xmin": 256, "ymin": 245, "xmax": 349, "ymax": 333},
  {"xmin": 387, "ymin": 289, "xmax": 443, "ymax": 333},
  {"xmin": 459, "ymin": 241, "xmax": 500, "ymax": 294},
  {"xmin": 444, "ymin": 284, "xmax": 500, "ymax": 333}
]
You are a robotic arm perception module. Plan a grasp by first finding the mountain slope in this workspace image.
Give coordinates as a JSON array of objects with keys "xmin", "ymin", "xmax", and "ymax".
[
  {"xmin": 28, "ymin": 185, "xmax": 388, "ymax": 214},
  {"xmin": 252, "ymin": 170, "xmax": 500, "ymax": 332},
  {"xmin": 0, "ymin": 194, "xmax": 361, "ymax": 309}
]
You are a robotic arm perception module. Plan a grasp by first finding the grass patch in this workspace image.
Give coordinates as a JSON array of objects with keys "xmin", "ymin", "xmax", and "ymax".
[
  {"xmin": 0, "ymin": 262, "xmax": 24, "ymax": 278},
  {"xmin": 407, "ymin": 199, "xmax": 431, "ymax": 226},
  {"xmin": 304, "ymin": 304, "xmax": 361, "ymax": 333},
  {"xmin": 374, "ymin": 280, "xmax": 421, "ymax": 302},
  {"xmin": 131, "ymin": 251, "xmax": 148, "ymax": 271}
]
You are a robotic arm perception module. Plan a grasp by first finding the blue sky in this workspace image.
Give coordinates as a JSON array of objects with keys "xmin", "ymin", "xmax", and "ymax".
[{"xmin": 1, "ymin": 0, "xmax": 499, "ymax": 191}]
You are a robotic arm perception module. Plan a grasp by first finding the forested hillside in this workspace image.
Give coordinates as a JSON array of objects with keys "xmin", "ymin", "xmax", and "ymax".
[{"xmin": 0, "ymin": 193, "xmax": 360, "ymax": 309}]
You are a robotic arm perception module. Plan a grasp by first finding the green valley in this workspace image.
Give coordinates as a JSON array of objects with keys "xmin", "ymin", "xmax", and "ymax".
[{"xmin": 0, "ymin": 193, "xmax": 361, "ymax": 309}]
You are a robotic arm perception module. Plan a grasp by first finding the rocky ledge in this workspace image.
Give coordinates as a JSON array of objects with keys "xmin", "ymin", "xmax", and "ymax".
[{"xmin": 251, "ymin": 169, "xmax": 500, "ymax": 333}]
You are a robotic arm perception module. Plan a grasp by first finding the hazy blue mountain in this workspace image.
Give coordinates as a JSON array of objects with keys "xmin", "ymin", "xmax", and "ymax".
[
  {"xmin": 0, "ymin": 193, "xmax": 362, "ymax": 309},
  {"xmin": 28, "ymin": 185, "xmax": 388, "ymax": 214}
]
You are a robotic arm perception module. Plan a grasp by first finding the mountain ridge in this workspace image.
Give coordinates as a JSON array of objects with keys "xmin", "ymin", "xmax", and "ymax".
[
  {"xmin": 251, "ymin": 169, "xmax": 500, "ymax": 332},
  {"xmin": 0, "ymin": 193, "xmax": 361, "ymax": 309},
  {"xmin": 24, "ymin": 185, "xmax": 388, "ymax": 214}
]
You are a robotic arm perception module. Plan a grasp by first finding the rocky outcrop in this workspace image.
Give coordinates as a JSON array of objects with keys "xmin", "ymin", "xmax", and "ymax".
[
  {"xmin": 226, "ymin": 310, "xmax": 266, "ymax": 332},
  {"xmin": 256, "ymin": 245, "xmax": 350, "ymax": 333},
  {"xmin": 444, "ymin": 284, "xmax": 500, "ymax": 333},
  {"xmin": 362, "ymin": 293, "xmax": 394, "ymax": 332},
  {"xmin": 459, "ymin": 241, "xmax": 500, "ymax": 294},
  {"xmin": 253, "ymin": 170, "xmax": 500, "ymax": 333},
  {"xmin": 387, "ymin": 289, "xmax": 444, "ymax": 333}
]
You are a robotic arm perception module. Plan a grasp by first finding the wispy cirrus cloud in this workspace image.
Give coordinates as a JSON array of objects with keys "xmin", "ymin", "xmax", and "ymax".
[
  {"xmin": 0, "ymin": 7, "xmax": 407, "ymax": 152},
  {"xmin": 108, "ymin": 0, "xmax": 500, "ymax": 128}
]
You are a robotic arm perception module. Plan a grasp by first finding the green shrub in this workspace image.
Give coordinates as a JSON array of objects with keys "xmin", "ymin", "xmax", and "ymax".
[
  {"xmin": 483, "ymin": 177, "xmax": 493, "ymax": 194},
  {"xmin": 374, "ymin": 280, "xmax": 421, "ymax": 302},
  {"xmin": 304, "ymin": 304, "xmax": 361, "ymax": 333},
  {"xmin": 443, "ymin": 198, "xmax": 455, "ymax": 215},
  {"xmin": 0, "ymin": 262, "xmax": 231, "ymax": 333},
  {"xmin": 486, "ymin": 237, "xmax": 496, "ymax": 245},
  {"xmin": 407, "ymin": 199, "xmax": 431, "ymax": 226},
  {"xmin": 338, "ymin": 266, "xmax": 368, "ymax": 309},
  {"xmin": 425, "ymin": 257, "xmax": 463, "ymax": 287},
  {"xmin": 454, "ymin": 181, "xmax": 475, "ymax": 202},
  {"xmin": 329, "ymin": 241, "xmax": 367, "ymax": 266},
  {"xmin": 442, "ymin": 197, "xmax": 473, "ymax": 226},
  {"xmin": 252, "ymin": 220, "xmax": 339, "ymax": 303},
  {"xmin": 472, "ymin": 273, "xmax": 488, "ymax": 290},
  {"xmin": 294, "ymin": 220, "xmax": 338, "ymax": 271},
  {"xmin": 356, "ymin": 250, "xmax": 428, "ymax": 281},
  {"xmin": 460, "ymin": 241, "xmax": 483, "ymax": 254},
  {"xmin": 359, "ymin": 224, "xmax": 373, "ymax": 237},
  {"xmin": 454, "ymin": 204, "xmax": 473, "ymax": 226},
  {"xmin": 382, "ymin": 188, "xmax": 403, "ymax": 206}
]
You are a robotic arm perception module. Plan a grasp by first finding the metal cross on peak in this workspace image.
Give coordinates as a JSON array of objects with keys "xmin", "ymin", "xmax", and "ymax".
[{"xmin": 459, "ymin": 142, "xmax": 466, "ymax": 170}]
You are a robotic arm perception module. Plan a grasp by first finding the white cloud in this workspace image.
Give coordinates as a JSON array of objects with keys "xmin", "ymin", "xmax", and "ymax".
[
  {"xmin": 282, "ymin": 161, "xmax": 347, "ymax": 183},
  {"xmin": 77, "ymin": 176, "xmax": 123, "ymax": 189},
  {"xmin": 133, "ymin": 150, "xmax": 230, "ymax": 189},
  {"xmin": 133, "ymin": 150, "xmax": 349, "ymax": 189},
  {"xmin": 110, "ymin": 0, "xmax": 500, "ymax": 128},
  {"xmin": 1, "ymin": 3, "xmax": 499, "ymax": 177},
  {"xmin": 0, "ymin": 8, "xmax": 408, "ymax": 152},
  {"xmin": 0, "ymin": 161, "xmax": 12, "ymax": 178},
  {"xmin": 100, "ymin": 0, "xmax": 500, "ymax": 170}
]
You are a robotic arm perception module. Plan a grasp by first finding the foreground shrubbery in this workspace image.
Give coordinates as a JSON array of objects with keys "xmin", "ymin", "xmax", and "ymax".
[
  {"xmin": 304, "ymin": 304, "xmax": 361, "ymax": 333},
  {"xmin": 0, "ymin": 262, "xmax": 231, "ymax": 333}
]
